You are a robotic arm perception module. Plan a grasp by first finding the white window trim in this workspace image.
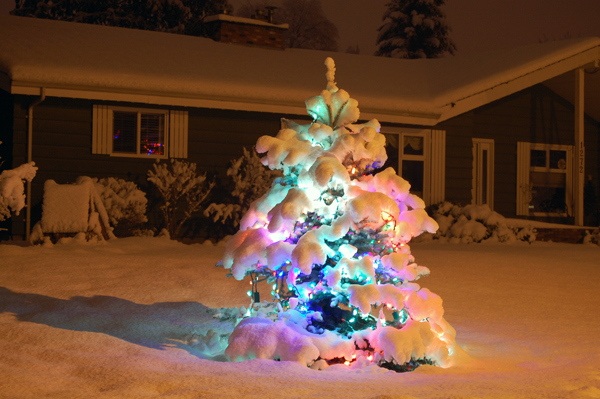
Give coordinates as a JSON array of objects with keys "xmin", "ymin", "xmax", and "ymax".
[
  {"xmin": 472, "ymin": 138, "xmax": 495, "ymax": 210},
  {"xmin": 109, "ymin": 106, "xmax": 169, "ymax": 159},
  {"xmin": 92, "ymin": 105, "xmax": 188, "ymax": 159}
]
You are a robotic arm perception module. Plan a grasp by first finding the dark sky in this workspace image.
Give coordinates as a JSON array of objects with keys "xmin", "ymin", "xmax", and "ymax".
[{"xmin": 2, "ymin": 0, "xmax": 600, "ymax": 56}]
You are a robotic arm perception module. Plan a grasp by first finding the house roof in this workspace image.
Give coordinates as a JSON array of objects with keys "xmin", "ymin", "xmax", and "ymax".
[{"xmin": 1, "ymin": 15, "xmax": 600, "ymax": 126}]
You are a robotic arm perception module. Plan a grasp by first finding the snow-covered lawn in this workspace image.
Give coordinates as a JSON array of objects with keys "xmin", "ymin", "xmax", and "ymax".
[{"xmin": 1, "ymin": 237, "xmax": 599, "ymax": 398}]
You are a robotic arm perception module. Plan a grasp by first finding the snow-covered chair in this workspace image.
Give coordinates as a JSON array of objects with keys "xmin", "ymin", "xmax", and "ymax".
[{"xmin": 30, "ymin": 177, "xmax": 115, "ymax": 244}]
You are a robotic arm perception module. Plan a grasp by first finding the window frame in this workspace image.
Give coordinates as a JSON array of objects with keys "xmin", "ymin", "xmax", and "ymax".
[
  {"xmin": 527, "ymin": 143, "xmax": 572, "ymax": 217},
  {"xmin": 382, "ymin": 127, "xmax": 432, "ymax": 204},
  {"xmin": 108, "ymin": 106, "xmax": 169, "ymax": 159}
]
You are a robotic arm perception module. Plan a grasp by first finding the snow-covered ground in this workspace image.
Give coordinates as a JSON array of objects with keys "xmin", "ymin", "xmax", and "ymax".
[{"xmin": 1, "ymin": 237, "xmax": 599, "ymax": 398}]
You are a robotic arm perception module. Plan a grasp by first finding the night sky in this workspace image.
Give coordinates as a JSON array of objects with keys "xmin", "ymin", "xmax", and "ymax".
[{"xmin": 2, "ymin": 0, "xmax": 600, "ymax": 56}]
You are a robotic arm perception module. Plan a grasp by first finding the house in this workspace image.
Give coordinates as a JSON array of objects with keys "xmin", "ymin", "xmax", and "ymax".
[{"xmin": 1, "ymin": 14, "xmax": 599, "ymax": 241}]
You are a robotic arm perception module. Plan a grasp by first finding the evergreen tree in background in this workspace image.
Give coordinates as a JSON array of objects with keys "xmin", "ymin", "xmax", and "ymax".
[
  {"xmin": 375, "ymin": 0, "xmax": 456, "ymax": 59},
  {"xmin": 236, "ymin": 0, "xmax": 339, "ymax": 51},
  {"xmin": 11, "ymin": 0, "xmax": 230, "ymax": 36}
]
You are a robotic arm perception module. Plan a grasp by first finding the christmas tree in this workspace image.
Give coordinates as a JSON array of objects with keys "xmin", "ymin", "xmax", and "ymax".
[
  {"xmin": 221, "ymin": 58, "xmax": 457, "ymax": 372},
  {"xmin": 375, "ymin": 0, "xmax": 456, "ymax": 59}
]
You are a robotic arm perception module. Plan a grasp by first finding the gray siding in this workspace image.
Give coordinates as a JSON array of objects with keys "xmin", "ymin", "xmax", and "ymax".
[
  {"xmin": 440, "ymin": 84, "xmax": 600, "ymax": 219},
  {"xmin": 5, "ymin": 82, "xmax": 600, "ymax": 238},
  {"xmin": 8, "ymin": 95, "xmax": 284, "ymax": 237},
  {"xmin": 437, "ymin": 112, "xmax": 475, "ymax": 206}
]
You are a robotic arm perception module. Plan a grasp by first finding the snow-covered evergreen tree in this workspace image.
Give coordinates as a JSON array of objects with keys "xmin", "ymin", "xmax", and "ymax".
[
  {"xmin": 375, "ymin": 0, "xmax": 456, "ymax": 59},
  {"xmin": 221, "ymin": 58, "xmax": 458, "ymax": 372}
]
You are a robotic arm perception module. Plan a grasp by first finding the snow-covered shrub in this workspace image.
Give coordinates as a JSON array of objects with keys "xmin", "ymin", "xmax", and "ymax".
[
  {"xmin": 428, "ymin": 201, "xmax": 536, "ymax": 243},
  {"xmin": 583, "ymin": 229, "xmax": 600, "ymax": 246},
  {"xmin": 0, "ymin": 157, "xmax": 38, "ymax": 222},
  {"xmin": 92, "ymin": 177, "xmax": 147, "ymax": 235},
  {"xmin": 147, "ymin": 159, "xmax": 215, "ymax": 238},
  {"xmin": 204, "ymin": 147, "xmax": 281, "ymax": 231}
]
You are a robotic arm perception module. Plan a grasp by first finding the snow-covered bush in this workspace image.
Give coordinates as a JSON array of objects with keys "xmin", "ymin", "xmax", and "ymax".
[
  {"xmin": 0, "ymin": 144, "xmax": 38, "ymax": 222},
  {"xmin": 428, "ymin": 201, "xmax": 536, "ymax": 243},
  {"xmin": 92, "ymin": 177, "xmax": 147, "ymax": 235},
  {"xmin": 204, "ymin": 147, "xmax": 281, "ymax": 230},
  {"xmin": 583, "ymin": 228, "xmax": 600, "ymax": 246},
  {"xmin": 147, "ymin": 159, "xmax": 215, "ymax": 238}
]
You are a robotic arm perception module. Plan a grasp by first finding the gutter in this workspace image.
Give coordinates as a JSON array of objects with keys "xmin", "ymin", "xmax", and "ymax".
[
  {"xmin": 26, "ymin": 87, "xmax": 45, "ymax": 241},
  {"xmin": 445, "ymin": 44, "xmax": 600, "ymax": 110}
]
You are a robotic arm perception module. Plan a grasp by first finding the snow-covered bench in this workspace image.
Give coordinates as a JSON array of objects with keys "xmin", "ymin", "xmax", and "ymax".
[{"xmin": 30, "ymin": 177, "xmax": 115, "ymax": 244}]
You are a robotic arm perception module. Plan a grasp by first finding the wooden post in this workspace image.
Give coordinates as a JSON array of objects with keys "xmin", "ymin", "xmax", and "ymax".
[{"xmin": 573, "ymin": 68, "xmax": 585, "ymax": 226}]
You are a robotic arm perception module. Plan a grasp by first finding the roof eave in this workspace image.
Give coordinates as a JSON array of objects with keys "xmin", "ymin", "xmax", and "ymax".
[
  {"xmin": 10, "ymin": 82, "xmax": 442, "ymax": 126},
  {"xmin": 435, "ymin": 44, "xmax": 600, "ymax": 123}
]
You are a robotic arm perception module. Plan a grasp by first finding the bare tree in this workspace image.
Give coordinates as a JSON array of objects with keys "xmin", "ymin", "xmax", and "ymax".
[
  {"xmin": 236, "ymin": 0, "xmax": 339, "ymax": 51},
  {"xmin": 346, "ymin": 44, "xmax": 360, "ymax": 54},
  {"xmin": 11, "ymin": 0, "xmax": 231, "ymax": 37}
]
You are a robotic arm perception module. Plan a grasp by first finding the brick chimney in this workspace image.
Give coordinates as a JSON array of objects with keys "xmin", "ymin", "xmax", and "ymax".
[{"xmin": 204, "ymin": 10, "xmax": 289, "ymax": 49}]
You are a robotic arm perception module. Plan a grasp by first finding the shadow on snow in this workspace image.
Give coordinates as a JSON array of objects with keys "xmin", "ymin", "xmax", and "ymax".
[{"xmin": 0, "ymin": 287, "xmax": 238, "ymax": 360}]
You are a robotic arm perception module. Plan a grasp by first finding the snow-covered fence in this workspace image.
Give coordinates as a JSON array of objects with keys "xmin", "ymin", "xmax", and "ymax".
[
  {"xmin": 428, "ymin": 201, "xmax": 536, "ymax": 243},
  {"xmin": 147, "ymin": 159, "xmax": 215, "ymax": 239},
  {"xmin": 30, "ymin": 177, "xmax": 116, "ymax": 243}
]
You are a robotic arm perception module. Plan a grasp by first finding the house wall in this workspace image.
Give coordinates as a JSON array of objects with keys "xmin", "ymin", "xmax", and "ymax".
[
  {"xmin": 438, "ymin": 84, "xmax": 600, "ymax": 221},
  {"xmin": 0, "ymin": 89, "xmax": 14, "ymax": 237},
  {"xmin": 5, "ymin": 82, "xmax": 600, "ymax": 239},
  {"xmin": 8, "ymin": 95, "xmax": 284, "ymax": 239}
]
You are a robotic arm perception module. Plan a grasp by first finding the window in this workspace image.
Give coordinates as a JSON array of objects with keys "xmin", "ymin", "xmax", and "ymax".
[
  {"xmin": 472, "ymin": 139, "xmax": 495, "ymax": 209},
  {"xmin": 516, "ymin": 142, "xmax": 572, "ymax": 216},
  {"xmin": 92, "ymin": 105, "xmax": 188, "ymax": 158},
  {"xmin": 381, "ymin": 128, "xmax": 446, "ymax": 205},
  {"xmin": 113, "ymin": 109, "xmax": 166, "ymax": 156},
  {"xmin": 529, "ymin": 146, "xmax": 569, "ymax": 214}
]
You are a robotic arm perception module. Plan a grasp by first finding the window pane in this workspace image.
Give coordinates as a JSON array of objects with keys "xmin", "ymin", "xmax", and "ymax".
[
  {"xmin": 549, "ymin": 150, "xmax": 567, "ymax": 170},
  {"xmin": 381, "ymin": 133, "xmax": 399, "ymax": 172},
  {"xmin": 530, "ymin": 150, "xmax": 546, "ymax": 167},
  {"xmin": 481, "ymin": 149, "xmax": 488, "ymax": 204},
  {"xmin": 402, "ymin": 160, "xmax": 424, "ymax": 198},
  {"xmin": 529, "ymin": 171, "xmax": 566, "ymax": 213},
  {"xmin": 113, "ymin": 111, "xmax": 137, "ymax": 153},
  {"xmin": 403, "ymin": 136, "xmax": 424, "ymax": 155},
  {"xmin": 140, "ymin": 114, "xmax": 165, "ymax": 156}
]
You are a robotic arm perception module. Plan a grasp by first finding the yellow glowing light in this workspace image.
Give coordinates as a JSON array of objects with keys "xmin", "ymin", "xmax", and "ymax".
[
  {"xmin": 367, "ymin": 355, "xmax": 373, "ymax": 361},
  {"xmin": 344, "ymin": 361, "xmax": 350, "ymax": 366}
]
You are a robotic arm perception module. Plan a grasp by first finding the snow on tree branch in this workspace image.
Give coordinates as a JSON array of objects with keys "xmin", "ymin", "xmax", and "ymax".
[
  {"xmin": 148, "ymin": 159, "xmax": 215, "ymax": 238},
  {"xmin": 0, "ymin": 160, "xmax": 38, "ymax": 221}
]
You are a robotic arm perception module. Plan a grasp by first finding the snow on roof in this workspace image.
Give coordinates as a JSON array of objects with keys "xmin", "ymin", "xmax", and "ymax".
[{"xmin": 1, "ymin": 15, "xmax": 599, "ymax": 125}]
